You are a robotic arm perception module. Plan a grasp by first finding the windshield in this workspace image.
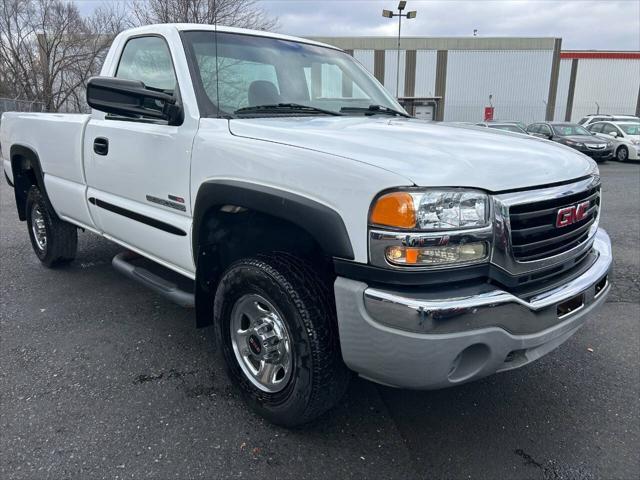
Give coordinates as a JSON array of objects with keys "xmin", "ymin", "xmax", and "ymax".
[
  {"xmin": 488, "ymin": 124, "xmax": 527, "ymax": 134},
  {"xmin": 552, "ymin": 124, "xmax": 591, "ymax": 136},
  {"xmin": 619, "ymin": 123, "xmax": 640, "ymax": 135},
  {"xmin": 182, "ymin": 31, "xmax": 405, "ymax": 117}
]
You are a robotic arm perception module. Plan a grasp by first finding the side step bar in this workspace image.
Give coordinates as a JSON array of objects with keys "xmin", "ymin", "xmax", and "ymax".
[{"xmin": 112, "ymin": 251, "xmax": 195, "ymax": 308}]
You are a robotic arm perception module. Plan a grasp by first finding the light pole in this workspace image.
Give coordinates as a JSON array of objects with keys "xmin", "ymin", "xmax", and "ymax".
[{"xmin": 382, "ymin": 1, "xmax": 417, "ymax": 98}]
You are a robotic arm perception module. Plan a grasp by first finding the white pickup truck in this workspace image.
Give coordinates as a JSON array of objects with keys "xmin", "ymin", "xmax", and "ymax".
[{"xmin": 1, "ymin": 24, "xmax": 612, "ymax": 426}]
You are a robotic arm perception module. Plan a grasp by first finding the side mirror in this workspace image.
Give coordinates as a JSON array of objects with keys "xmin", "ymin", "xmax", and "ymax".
[
  {"xmin": 86, "ymin": 77, "xmax": 183, "ymax": 125},
  {"xmin": 609, "ymin": 131, "xmax": 618, "ymax": 138}
]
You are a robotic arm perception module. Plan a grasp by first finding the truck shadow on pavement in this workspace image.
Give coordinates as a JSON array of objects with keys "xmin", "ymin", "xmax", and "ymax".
[
  {"xmin": 2, "ymin": 205, "xmax": 636, "ymax": 480},
  {"xmin": 71, "ymin": 235, "xmax": 611, "ymax": 480}
]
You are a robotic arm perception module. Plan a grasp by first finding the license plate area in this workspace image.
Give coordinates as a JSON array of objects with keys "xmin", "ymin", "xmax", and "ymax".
[{"xmin": 557, "ymin": 293, "xmax": 585, "ymax": 319}]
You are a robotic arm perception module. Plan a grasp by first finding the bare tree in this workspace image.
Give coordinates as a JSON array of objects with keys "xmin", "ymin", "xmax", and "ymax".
[
  {"xmin": 0, "ymin": 0, "xmax": 278, "ymax": 112},
  {"xmin": 63, "ymin": 2, "xmax": 129, "ymax": 111},
  {"xmin": 0, "ymin": 0, "xmax": 126, "ymax": 112},
  {"xmin": 130, "ymin": 0, "xmax": 278, "ymax": 30}
]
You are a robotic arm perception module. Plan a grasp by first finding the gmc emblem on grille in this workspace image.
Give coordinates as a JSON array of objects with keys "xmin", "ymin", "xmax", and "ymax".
[{"xmin": 556, "ymin": 201, "xmax": 590, "ymax": 228}]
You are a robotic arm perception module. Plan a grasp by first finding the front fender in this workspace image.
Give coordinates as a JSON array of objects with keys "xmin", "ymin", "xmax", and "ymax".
[{"xmin": 191, "ymin": 180, "xmax": 355, "ymax": 264}]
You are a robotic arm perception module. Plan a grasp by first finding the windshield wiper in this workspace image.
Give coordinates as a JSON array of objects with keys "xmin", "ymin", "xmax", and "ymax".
[
  {"xmin": 234, "ymin": 103, "xmax": 342, "ymax": 116},
  {"xmin": 340, "ymin": 104, "xmax": 411, "ymax": 118}
]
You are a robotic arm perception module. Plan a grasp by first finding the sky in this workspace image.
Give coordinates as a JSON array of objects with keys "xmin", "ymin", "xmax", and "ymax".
[{"xmin": 75, "ymin": 0, "xmax": 640, "ymax": 50}]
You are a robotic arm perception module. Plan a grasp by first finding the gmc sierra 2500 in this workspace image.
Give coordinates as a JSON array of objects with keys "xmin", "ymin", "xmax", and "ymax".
[{"xmin": 1, "ymin": 24, "xmax": 612, "ymax": 426}]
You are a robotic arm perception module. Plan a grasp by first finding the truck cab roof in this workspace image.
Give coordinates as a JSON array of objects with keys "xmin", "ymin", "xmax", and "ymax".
[{"xmin": 117, "ymin": 23, "xmax": 340, "ymax": 52}]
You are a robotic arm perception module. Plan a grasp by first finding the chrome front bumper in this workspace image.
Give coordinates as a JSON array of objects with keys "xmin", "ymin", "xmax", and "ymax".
[{"xmin": 334, "ymin": 229, "xmax": 612, "ymax": 389}]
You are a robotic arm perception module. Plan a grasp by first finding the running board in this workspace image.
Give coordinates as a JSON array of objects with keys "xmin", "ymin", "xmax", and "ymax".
[{"xmin": 112, "ymin": 251, "xmax": 195, "ymax": 308}]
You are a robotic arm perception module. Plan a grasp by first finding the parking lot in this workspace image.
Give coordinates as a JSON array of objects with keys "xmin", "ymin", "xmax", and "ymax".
[{"xmin": 1, "ymin": 162, "xmax": 638, "ymax": 479}]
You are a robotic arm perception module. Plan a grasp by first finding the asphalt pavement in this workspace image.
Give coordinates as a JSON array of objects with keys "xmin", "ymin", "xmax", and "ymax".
[{"xmin": 1, "ymin": 162, "xmax": 638, "ymax": 479}]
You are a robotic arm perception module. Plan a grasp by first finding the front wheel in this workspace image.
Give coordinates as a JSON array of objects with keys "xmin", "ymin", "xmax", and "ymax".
[
  {"xmin": 616, "ymin": 146, "xmax": 628, "ymax": 162},
  {"xmin": 214, "ymin": 254, "xmax": 350, "ymax": 427},
  {"xmin": 25, "ymin": 186, "xmax": 77, "ymax": 267}
]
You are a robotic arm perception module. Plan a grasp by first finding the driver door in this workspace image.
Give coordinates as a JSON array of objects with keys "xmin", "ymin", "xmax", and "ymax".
[{"xmin": 84, "ymin": 35, "xmax": 198, "ymax": 276}]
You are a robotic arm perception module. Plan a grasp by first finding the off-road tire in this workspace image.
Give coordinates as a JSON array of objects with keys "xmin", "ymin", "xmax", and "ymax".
[
  {"xmin": 214, "ymin": 253, "xmax": 351, "ymax": 427},
  {"xmin": 25, "ymin": 186, "xmax": 77, "ymax": 267}
]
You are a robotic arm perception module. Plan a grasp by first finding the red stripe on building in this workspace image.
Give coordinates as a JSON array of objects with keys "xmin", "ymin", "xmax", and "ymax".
[{"xmin": 561, "ymin": 51, "xmax": 640, "ymax": 60}]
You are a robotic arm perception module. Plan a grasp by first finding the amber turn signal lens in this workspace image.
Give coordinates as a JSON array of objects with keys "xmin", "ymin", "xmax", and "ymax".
[
  {"xmin": 370, "ymin": 192, "xmax": 416, "ymax": 229},
  {"xmin": 385, "ymin": 243, "xmax": 488, "ymax": 266}
]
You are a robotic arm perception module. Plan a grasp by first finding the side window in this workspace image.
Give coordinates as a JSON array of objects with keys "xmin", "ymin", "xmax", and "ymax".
[
  {"xmin": 116, "ymin": 36, "xmax": 177, "ymax": 93},
  {"xmin": 589, "ymin": 123, "xmax": 603, "ymax": 133},
  {"xmin": 602, "ymin": 123, "xmax": 618, "ymax": 135},
  {"xmin": 527, "ymin": 124, "xmax": 539, "ymax": 133},
  {"xmin": 539, "ymin": 124, "xmax": 552, "ymax": 136}
]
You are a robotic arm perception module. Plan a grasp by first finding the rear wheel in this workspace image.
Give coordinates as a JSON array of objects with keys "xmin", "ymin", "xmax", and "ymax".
[
  {"xmin": 616, "ymin": 145, "xmax": 628, "ymax": 162},
  {"xmin": 25, "ymin": 186, "xmax": 77, "ymax": 267},
  {"xmin": 214, "ymin": 253, "xmax": 350, "ymax": 427}
]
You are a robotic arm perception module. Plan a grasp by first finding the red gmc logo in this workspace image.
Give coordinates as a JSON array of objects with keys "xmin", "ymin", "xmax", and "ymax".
[{"xmin": 556, "ymin": 201, "xmax": 590, "ymax": 228}]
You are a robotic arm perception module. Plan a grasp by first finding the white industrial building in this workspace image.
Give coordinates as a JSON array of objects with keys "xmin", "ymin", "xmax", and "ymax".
[
  {"xmin": 555, "ymin": 51, "xmax": 640, "ymax": 122},
  {"xmin": 310, "ymin": 36, "xmax": 640, "ymax": 124}
]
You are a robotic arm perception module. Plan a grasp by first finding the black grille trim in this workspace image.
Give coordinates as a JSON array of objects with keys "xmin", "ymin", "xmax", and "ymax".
[{"xmin": 509, "ymin": 185, "xmax": 600, "ymax": 261}]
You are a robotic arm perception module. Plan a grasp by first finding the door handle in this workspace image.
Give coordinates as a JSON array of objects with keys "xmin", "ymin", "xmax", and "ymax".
[{"xmin": 94, "ymin": 137, "xmax": 109, "ymax": 156}]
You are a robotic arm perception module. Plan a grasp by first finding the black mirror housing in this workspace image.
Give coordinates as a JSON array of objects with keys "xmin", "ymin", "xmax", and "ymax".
[{"xmin": 86, "ymin": 77, "xmax": 183, "ymax": 125}]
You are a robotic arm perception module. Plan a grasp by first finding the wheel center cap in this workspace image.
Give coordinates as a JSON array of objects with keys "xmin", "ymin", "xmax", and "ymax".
[{"xmin": 248, "ymin": 335, "xmax": 262, "ymax": 355}]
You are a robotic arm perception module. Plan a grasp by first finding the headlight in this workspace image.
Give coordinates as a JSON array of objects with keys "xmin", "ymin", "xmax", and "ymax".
[
  {"xmin": 369, "ymin": 189, "xmax": 492, "ymax": 269},
  {"xmin": 370, "ymin": 190, "xmax": 490, "ymax": 230},
  {"xmin": 630, "ymin": 139, "xmax": 639, "ymax": 145},
  {"xmin": 565, "ymin": 140, "xmax": 585, "ymax": 148}
]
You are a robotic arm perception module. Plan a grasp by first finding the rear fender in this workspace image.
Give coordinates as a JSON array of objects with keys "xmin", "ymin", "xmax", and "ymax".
[{"xmin": 10, "ymin": 145, "xmax": 48, "ymax": 221}]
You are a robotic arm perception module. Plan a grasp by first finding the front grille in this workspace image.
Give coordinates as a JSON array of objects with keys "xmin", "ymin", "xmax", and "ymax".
[{"xmin": 509, "ymin": 185, "xmax": 600, "ymax": 262}]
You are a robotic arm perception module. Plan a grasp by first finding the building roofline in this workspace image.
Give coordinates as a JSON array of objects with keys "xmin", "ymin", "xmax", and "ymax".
[
  {"xmin": 307, "ymin": 36, "xmax": 560, "ymax": 51},
  {"xmin": 560, "ymin": 51, "xmax": 640, "ymax": 60}
]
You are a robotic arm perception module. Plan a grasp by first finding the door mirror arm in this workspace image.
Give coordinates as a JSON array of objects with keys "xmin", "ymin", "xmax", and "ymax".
[{"xmin": 163, "ymin": 100, "xmax": 184, "ymax": 126}]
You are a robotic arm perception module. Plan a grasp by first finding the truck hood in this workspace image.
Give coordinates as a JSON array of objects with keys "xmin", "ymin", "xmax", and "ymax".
[{"xmin": 228, "ymin": 117, "xmax": 596, "ymax": 192}]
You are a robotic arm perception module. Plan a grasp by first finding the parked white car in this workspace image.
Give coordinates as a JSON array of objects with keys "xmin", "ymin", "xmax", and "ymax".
[
  {"xmin": 0, "ymin": 24, "xmax": 612, "ymax": 426},
  {"xmin": 587, "ymin": 121, "xmax": 640, "ymax": 162},
  {"xmin": 578, "ymin": 114, "xmax": 639, "ymax": 128}
]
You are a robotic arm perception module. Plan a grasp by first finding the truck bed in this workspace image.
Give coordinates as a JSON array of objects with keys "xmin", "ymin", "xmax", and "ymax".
[{"xmin": 1, "ymin": 112, "xmax": 93, "ymax": 228}]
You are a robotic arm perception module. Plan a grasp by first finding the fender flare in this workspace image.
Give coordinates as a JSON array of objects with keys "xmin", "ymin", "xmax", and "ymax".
[
  {"xmin": 10, "ymin": 144, "xmax": 49, "ymax": 220},
  {"xmin": 192, "ymin": 180, "xmax": 355, "ymax": 262}
]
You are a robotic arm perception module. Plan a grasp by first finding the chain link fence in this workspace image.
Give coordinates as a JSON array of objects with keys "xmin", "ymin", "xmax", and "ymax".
[{"xmin": 0, "ymin": 98, "xmax": 46, "ymax": 115}]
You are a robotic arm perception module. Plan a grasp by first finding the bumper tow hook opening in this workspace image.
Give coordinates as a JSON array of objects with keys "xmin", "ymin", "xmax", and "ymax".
[
  {"xmin": 595, "ymin": 275, "xmax": 608, "ymax": 298},
  {"xmin": 557, "ymin": 293, "xmax": 585, "ymax": 319},
  {"xmin": 504, "ymin": 349, "xmax": 528, "ymax": 367}
]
